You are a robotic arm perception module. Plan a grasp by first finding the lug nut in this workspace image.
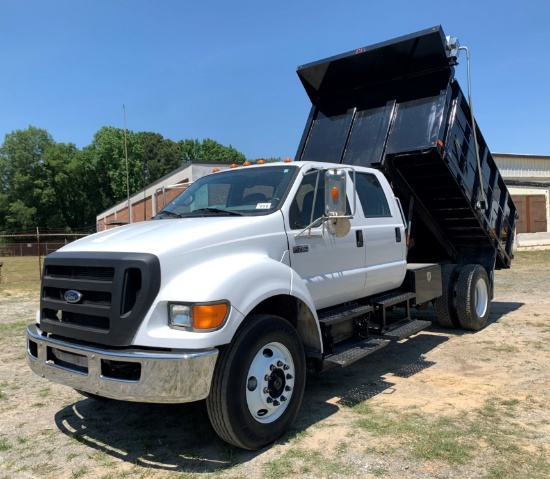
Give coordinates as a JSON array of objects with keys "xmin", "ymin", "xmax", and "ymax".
[
  {"xmin": 263, "ymin": 387, "xmax": 269, "ymax": 394},
  {"xmin": 283, "ymin": 364, "xmax": 290, "ymax": 370},
  {"xmin": 286, "ymin": 374, "xmax": 293, "ymax": 380},
  {"xmin": 277, "ymin": 360, "xmax": 283, "ymax": 367},
  {"xmin": 264, "ymin": 375, "xmax": 270, "ymax": 381},
  {"xmin": 270, "ymin": 364, "xmax": 276, "ymax": 371},
  {"xmin": 280, "ymin": 396, "xmax": 287, "ymax": 402},
  {"xmin": 285, "ymin": 385, "xmax": 292, "ymax": 391},
  {"xmin": 273, "ymin": 400, "xmax": 280, "ymax": 407},
  {"xmin": 266, "ymin": 397, "xmax": 273, "ymax": 403}
]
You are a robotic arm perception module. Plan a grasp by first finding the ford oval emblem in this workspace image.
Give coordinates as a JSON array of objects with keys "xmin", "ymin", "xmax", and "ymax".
[{"xmin": 64, "ymin": 290, "xmax": 83, "ymax": 304}]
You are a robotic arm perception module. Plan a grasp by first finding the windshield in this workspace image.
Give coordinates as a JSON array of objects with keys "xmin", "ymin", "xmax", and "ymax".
[{"xmin": 155, "ymin": 165, "xmax": 298, "ymax": 218}]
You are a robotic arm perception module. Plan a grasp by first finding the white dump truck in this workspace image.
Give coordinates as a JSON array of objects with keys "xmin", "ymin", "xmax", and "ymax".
[{"xmin": 27, "ymin": 26, "xmax": 517, "ymax": 450}]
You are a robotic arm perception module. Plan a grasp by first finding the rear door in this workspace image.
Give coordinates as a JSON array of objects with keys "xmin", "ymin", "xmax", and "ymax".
[{"xmin": 353, "ymin": 171, "xmax": 407, "ymax": 296}]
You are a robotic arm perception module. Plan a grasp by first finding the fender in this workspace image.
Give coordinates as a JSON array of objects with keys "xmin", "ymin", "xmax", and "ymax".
[{"xmin": 132, "ymin": 252, "xmax": 322, "ymax": 352}]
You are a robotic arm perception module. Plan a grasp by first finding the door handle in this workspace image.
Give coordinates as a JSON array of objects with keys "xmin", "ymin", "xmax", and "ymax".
[
  {"xmin": 356, "ymin": 230, "xmax": 364, "ymax": 247},
  {"xmin": 395, "ymin": 227, "xmax": 402, "ymax": 243}
]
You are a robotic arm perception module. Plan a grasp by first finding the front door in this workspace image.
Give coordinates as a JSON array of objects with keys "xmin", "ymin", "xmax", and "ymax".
[{"xmin": 284, "ymin": 169, "xmax": 367, "ymax": 310}]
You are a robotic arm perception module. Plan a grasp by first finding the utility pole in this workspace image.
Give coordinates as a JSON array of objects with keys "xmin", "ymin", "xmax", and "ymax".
[{"xmin": 123, "ymin": 104, "xmax": 131, "ymax": 224}]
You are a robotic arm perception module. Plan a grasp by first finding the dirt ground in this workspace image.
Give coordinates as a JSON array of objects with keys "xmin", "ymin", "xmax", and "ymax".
[{"xmin": 0, "ymin": 251, "xmax": 549, "ymax": 479}]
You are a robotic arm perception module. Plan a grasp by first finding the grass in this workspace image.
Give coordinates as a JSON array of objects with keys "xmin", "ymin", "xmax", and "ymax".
[
  {"xmin": 0, "ymin": 320, "xmax": 29, "ymax": 336},
  {"xmin": 349, "ymin": 395, "xmax": 550, "ymax": 478},
  {"xmin": 0, "ymin": 438, "xmax": 12, "ymax": 451},
  {"xmin": 0, "ymin": 255, "xmax": 44, "ymax": 283},
  {"xmin": 263, "ymin": 446, "xmax": 353, "ymax": 479}
]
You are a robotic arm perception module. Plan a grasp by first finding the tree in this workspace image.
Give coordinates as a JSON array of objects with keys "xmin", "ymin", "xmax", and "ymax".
[
  {"xmin": 179, "ymin": 138, "xmax": 246, "ymax": 163},
  {"xmin": 41, "ymin": 142, "xmax": 100, "ymax": 230},
  {"xmin": 85, "ymin": 126, "xmax": 144, "ymax": 209},
  {"xmin": 180, "ymin": 139, "xmax": 202, "ymax": 162},
  {"xmin": 0, "ymin": 126, "xmax": 55, "ymax": 232},
  {"xmin": 137, "ymin": 132, "xmax": 182, "ymax": 183}
]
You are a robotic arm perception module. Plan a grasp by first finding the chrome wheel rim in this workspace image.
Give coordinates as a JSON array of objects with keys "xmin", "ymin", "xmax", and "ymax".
[{"xmin": 245, "ymin": 342, "xmax": 295, "ymax": 424}]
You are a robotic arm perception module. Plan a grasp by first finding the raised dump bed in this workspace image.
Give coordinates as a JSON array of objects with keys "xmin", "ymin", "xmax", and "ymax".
[{"xmin": 295, "ymin": 26, "xmax": 516, "ymax": 271}]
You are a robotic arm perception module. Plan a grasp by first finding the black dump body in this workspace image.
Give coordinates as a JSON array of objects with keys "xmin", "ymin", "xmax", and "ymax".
[{"xmin": 295, "ymin": 26, "xmax": 516, "ymax": 270}]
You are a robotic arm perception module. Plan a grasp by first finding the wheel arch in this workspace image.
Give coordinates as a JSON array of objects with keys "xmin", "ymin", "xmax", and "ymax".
[{"xmin": 247, "ymin": 294, "xmax": 323, "ymax": 357}]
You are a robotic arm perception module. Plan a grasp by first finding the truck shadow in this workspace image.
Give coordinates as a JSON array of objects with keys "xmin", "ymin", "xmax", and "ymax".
[{"xmin": 53, "ymin": 303, "xmax": 523, "ymax": 473}]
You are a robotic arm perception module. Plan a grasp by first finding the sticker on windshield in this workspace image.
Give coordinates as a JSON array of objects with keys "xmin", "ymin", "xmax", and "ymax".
[{"xmin": 256, "ymin": 203, "xmax": 272, "ymax": 209}]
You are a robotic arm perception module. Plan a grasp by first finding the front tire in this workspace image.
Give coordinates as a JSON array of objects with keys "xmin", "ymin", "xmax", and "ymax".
[
  {"xmin": 456, "ymin": 264, "xmax": 490, "ymax": 331},
  {"xmin": 206, "ymin": 314, "xmax": 306, "ymax": 450}
]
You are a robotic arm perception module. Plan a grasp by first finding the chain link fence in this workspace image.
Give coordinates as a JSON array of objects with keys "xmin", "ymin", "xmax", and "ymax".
[{"xmin": 0, "ymin": 232, "xmax": 90, "ymax": 284}]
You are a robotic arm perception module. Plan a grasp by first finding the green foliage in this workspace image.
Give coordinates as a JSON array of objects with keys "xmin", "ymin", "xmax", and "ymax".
[
  {"xmin": 179, "ymin": 138, "xmax": 246, "ymax": 163},
  {"xmin": 137, "ymin": 132, "xmax": 181, "ymax": 183},
  {"xmin": 84, "ymin": 126, "xmax": 144, "ymax": 209},
  {"xmin": 0, "ymin": 125, "xmax": 249, "ymax": 233}
]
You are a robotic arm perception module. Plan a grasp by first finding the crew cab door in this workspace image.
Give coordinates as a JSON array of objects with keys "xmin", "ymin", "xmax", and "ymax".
[
  {"xmin": 352, "ymin": 171, "xmax": 407, "ymax": 296},
  {"xmin": 284, "ymin": 169, "xmax": 367, "ymax": 309}
]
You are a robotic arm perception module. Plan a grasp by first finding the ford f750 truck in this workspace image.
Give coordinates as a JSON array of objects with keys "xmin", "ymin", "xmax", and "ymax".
[{"xmin": 27, "ymin": 26, "xmax": 517, "ymax": 450}]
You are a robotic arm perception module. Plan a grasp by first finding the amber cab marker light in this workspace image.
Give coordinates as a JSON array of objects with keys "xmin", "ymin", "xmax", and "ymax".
[
  {"xmin": 332, "ymin": 187, "xmax": 339, "ymax": 200},
  {"xmin": 212, "ymin": 167, "xmax": 220, "ymax": 173},
  {"xmin": 229, "ymin": 163, "xmax": 238, "ymax": 169},
  {"xmin": 284, "ymin": 157, "xmax": 292, "ymax": 163},
  {"xmin": 243, "ymin": 161, "xmax": 251, "ymax": 166},
  {"xmin": 257, "ymin": 159, "xmax": 266, "ymax": 164},
  {"xmin": 437, "ymin": 140, "xmax": 444, "ymax": 147},
  {"xmin": 193, "ymin": 303, "xmax": 228, "ymax": 329}
]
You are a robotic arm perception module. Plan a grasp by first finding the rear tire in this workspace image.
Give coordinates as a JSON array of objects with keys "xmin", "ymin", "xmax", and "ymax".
[
  {"xmin": 435, "ymin": 264, "xmax": 461, "ymax": 328},
  {"xmin": 456, "ymin": 264, "xmax": 490, "ymax": 331},
  {"xmin": 206, "ymin": 314, "xmax": 305, "ymax": 450}
]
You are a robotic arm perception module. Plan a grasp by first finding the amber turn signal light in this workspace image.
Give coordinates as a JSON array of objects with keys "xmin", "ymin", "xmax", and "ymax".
[{"xmin": 193, "ymin": 303, "xmax": 228, "ymax": 329}]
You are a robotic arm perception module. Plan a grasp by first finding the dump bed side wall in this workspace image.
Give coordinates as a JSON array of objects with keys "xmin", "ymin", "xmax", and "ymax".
[{"xmin": 295, "ymin": 28, "xmax": 516, "ymax": 269}]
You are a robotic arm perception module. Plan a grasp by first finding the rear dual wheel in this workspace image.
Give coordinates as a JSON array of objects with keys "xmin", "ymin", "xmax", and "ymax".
[
  {"xmin": 435, "ymin": 264, "xmax": 461, "ymax": 328},
  {"xmin": 456, "ymin": 264, "xmax": 490, "ymax": 331},
  {"xmin": 206, "ymin": 314, "xmax": 305, "ymax": 450},
  {"xmin": 435, "ymin": 263, "xmax": 490, "ymax": 331}
]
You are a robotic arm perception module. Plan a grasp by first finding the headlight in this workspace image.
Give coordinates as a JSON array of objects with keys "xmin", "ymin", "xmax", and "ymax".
[
  {"xmin": 168, "ymin": 302, "xmax": 229, "ymax": 331},
  {"xmin": 169, "ymin": 304, "xmax": 192, "ymax": 328}
]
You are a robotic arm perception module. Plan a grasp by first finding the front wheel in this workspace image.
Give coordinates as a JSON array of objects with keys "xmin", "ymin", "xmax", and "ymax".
[
  {"xmin": 206, "ymin": 314, "xmax": 306, "ymax": 450},
  {"xmin": 456, "ymin": 264, "xmax": 490, "ymax": 331}
]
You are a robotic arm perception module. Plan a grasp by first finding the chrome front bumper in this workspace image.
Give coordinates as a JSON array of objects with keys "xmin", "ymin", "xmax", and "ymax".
[{"xmin": 26, "ymin": 324, "xmax": 218, "ymax": 403}]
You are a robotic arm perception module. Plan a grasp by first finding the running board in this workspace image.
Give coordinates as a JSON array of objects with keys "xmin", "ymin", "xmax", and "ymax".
[
  {"xmin": 318, "ymin": 303, "xmax": 374, "ymax": 327},
  {"xmin": 324, "ymin": 338, "xmax": 390, "ymax": 367},
  {"xmin": 378, "ymin": 319, "xmax": 432, "ymax": 341}
]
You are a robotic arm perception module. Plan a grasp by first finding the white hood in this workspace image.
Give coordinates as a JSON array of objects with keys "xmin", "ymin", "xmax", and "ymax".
[{"xmin": 62, "ymin": 213, "xmax": 287, "ymax": 260}]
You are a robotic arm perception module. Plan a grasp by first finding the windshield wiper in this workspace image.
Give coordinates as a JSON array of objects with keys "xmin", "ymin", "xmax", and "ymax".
[
  {"xmin": 157, "ymin": 210, "xmax": 182, "ymax": 218},
  {"xmin": 192, "ymin": 208, "xmax": 244, "ymax": 216}
]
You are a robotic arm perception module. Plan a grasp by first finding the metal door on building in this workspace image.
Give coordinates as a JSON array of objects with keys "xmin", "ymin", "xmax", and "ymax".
[{"xmin": 513, "ymin": 195, "xmax": 547, "ymax": 233}]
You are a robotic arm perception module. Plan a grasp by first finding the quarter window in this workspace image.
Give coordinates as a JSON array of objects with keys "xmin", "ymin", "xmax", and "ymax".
[{"xmin": 354, "ymin": 173, "xmax": 391, "ymax": 217}]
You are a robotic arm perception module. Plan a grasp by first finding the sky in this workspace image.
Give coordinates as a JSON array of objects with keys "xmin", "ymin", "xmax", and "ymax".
[{"xmin": 1, "ymin": 0, "xmax": 549, "ymax": 160}]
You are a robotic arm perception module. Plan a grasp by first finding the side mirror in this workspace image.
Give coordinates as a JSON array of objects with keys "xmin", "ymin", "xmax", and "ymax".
[
  {"xmin": 325, "ymin": 169, "xmax": 347, "ymax": 216},
  {"xmin": 325, "ymin": 169, "xmax": 351, "ymax": 237}
]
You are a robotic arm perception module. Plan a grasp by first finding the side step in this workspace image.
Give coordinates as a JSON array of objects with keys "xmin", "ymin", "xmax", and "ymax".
[
  {"xmin": 318, "ymin": 303, "xmax": 374, "ymax": 327},
  {"xmin": 324, "ymin": 338, "xmax": 390, "ymax": 367},
  {"xmin": 378, "ymin": 319, "xmax": 432, "ymax": 341},
  {"xmin": 370, "ymin": 291, "xmax": 416, "ymax": 308},
  {"xmin": 369, "ymin": 290, "xmax": 416, "ymax": 331}
]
